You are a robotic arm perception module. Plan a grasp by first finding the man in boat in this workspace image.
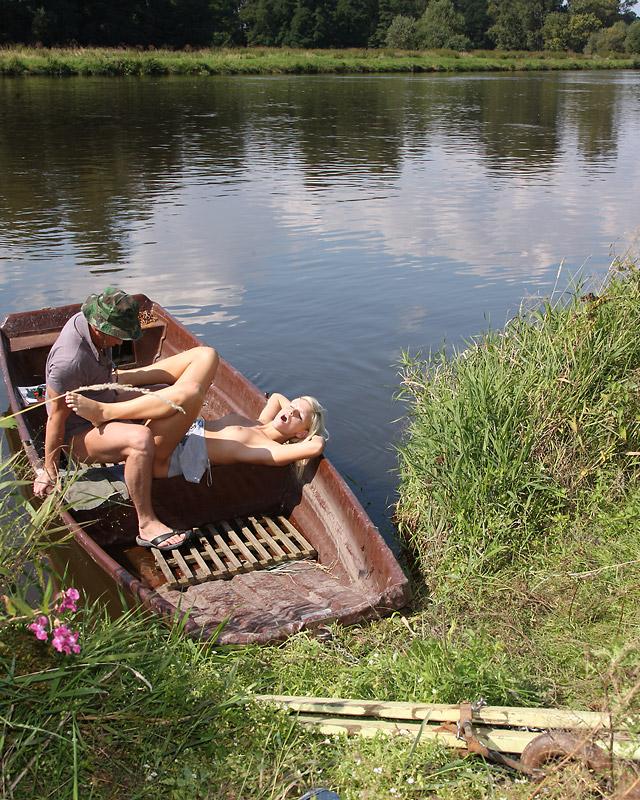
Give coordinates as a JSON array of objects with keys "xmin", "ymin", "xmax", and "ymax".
[{"xmin": 33, "ymin": 287, "xmax": 219, "ymax": 552}]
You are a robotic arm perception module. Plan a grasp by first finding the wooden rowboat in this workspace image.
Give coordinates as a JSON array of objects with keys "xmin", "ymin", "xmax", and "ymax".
[{"xmin": 0, "ymin": 296, "xmax": 410, "ymax": 644}]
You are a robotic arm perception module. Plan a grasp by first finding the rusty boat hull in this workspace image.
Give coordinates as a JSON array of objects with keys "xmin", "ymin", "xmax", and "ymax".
[{"xmin": 0, "ymin": 296, "xmax": 410, "ymax": 644}]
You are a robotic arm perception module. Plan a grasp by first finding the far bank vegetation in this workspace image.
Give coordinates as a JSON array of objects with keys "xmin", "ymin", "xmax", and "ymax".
[{"xmin": 1, "ymin": 0, "xmax": 639, "ymax": 57}]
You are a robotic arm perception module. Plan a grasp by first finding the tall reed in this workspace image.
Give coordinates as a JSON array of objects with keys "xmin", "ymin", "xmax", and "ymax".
[{"xmin": 396, "ymin": 259, "xmax": 640, "ymax": 598}]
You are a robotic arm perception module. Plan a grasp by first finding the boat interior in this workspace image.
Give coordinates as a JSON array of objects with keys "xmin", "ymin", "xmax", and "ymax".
[{"xmin": 1, "ymin": 298, "xmax": 407, "ymax": 642}]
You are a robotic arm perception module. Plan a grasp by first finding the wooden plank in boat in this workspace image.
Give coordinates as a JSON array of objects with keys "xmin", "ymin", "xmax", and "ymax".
[
  {"xmin": 219, "ymin": 520, "xmax": 258, "ymax": 565},
  {"xmin": 152, "ymin": 548, "xmax": 179, "ymax": 586},
  {"xmin": 249, "ymin": 516, "xmax": 287, "ymax": 561},
  {"xmin": 148, "ymin": 516, "xmax": 317, "ymax": 589},
  {"xmin": 168, "ymin": 548, "xmax": 195, "ymax": 585},
  {"xmin": 232, "ymin": 517, "xmax": 272, "ymax": 564},
  {"xmin": 9, "ymin": 330, "xmax": 60, "ymax": 352},
  {"xmin": 277, "ymin": 515, "xmax": 315, "ymax": 556},
  {"xmin": 186, "ymin": 544, "xmax": 212, "ymax": 582},
  {"xmin": 196, "ymin": 528, "xmax": 227, "ymax": 574},
  {"xmin": 207, "ymin": 524, "xmax": 244, "ymax": 574},
  {"xmin": 258, "ymin": 517, "xmax": 300, "ymax": 557}
]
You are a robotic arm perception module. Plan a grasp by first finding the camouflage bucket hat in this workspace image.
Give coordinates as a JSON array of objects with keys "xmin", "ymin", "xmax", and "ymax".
[{"xmin": 81, "ymin": 287, "xmax": 142, "ymax": 341}]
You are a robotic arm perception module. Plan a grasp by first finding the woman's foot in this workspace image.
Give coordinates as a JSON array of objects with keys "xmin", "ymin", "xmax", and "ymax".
[{"xmin": 65, "ymin": 392, "xmax": 110, "ymax": 426}]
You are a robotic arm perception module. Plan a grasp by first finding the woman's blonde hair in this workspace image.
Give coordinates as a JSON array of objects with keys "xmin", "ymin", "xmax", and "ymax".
[{"xmin": 299, "ymin": 395, "xmax": 329, "ymax": 441}]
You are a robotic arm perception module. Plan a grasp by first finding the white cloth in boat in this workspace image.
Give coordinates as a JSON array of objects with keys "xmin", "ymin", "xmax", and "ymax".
[{"xmin": 167, "ymin": 417, "xmax": 209, "ymax": 483}]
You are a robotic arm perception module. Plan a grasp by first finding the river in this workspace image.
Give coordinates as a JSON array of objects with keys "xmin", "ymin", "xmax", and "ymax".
[{"xmin": 1, "ymin": 70, "xmax": 639, "ymax": 538}]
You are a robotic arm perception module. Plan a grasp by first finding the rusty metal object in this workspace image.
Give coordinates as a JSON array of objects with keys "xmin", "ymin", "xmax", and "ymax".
[
  {"xmin": 520, "ymin": 731, "xmax": 612, "ymax": 773},
  {"xmin": 0, "ymin": 296, "xmax": 410, "ymax": 644},
  {"xmin": 440, "ymin": 702, "xmax": 545, "ymax": 779}
]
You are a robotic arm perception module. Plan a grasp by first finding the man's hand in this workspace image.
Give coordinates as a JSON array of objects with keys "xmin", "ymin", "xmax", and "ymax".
[{"xmin": 33, "ymin": 468, "xmax": 56, "ymax": 498}]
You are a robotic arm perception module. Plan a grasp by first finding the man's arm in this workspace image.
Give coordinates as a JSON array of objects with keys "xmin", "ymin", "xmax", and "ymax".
[{"xmin": 33, "ymin": 388, "xmax": 71, "ymax": 498}]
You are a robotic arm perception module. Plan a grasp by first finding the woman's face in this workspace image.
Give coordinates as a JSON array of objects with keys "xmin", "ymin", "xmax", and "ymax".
[{"xmin": 273, "ymin": 397, "xmax": 313, "ymax": 439}]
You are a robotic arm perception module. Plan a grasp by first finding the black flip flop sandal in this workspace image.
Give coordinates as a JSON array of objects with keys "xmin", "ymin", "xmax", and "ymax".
[{"xmin": 136, "ymin": 529, "xmax": 192, "ymax": 551}]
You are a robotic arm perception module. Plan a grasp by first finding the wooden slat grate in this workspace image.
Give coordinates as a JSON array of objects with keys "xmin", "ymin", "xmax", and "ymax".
[{"xmin": 151, "ymin": 514, "xmax": 316, "ymax": 589}]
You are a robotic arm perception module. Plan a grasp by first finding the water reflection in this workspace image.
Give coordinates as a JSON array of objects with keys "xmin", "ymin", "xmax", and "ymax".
[{"xmin": 1, "ymin": 71, "xmax": 639, "ymax": 534}]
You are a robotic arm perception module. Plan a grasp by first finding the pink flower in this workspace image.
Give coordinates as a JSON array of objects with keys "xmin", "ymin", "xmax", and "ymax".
[
  {"xmin": 51, "ymin": 624, "xmax": 81, "ymax": 655},
  {"xmin": 28, "ymin": 615, "xmax": 50, "ymax": 641},
  {"xmin": 54, "ymin": 587, "xmax": 80, "ymax": 614}
]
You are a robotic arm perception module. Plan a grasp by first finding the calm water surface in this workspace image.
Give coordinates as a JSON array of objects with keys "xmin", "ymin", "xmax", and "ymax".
[{"xmin": 1, "ymin": 71, "xmax": 639, "ymax": 538}]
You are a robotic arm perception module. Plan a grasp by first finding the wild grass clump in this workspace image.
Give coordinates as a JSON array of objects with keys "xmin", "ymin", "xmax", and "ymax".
[{"xmin": 396, "ymin": 258, "xmax": 640, "ymax": 604}]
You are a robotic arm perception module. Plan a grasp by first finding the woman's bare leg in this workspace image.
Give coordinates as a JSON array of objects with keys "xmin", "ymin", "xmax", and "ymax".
[
  {"xmin": 119, "ymin": 346, "xmax": 219, "ymax": 387},
  {"xmin": 66, "ymin": 347, "xmax": 218, "ymax": 426}
]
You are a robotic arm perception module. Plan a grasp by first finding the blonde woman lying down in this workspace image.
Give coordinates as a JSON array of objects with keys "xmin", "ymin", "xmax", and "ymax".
[{"xmin": 65, "ymin": 388, "xmax": 328, "ymax": 484}]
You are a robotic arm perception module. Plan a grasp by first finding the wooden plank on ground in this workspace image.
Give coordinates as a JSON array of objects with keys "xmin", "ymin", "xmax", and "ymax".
[
  {"xmin": 295, "ymin": 715, "xmax": 539, "ymax": 753},
  {"xmin": 256, "ymin": 695, "xmax": 615, "ymax": 731},
  {"xmin": 293, "ymin": 715, "xmax": 640, "ymax": 760}
]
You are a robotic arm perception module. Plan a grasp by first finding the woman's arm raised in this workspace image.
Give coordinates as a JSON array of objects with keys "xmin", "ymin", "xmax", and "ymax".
[
  {"xmin": 209, "ymin": 433, "xmax": 324, "ymax": 467},
  {"xmin": 258, "ymin": 393, "xmax": 290, "ymax": 424}
]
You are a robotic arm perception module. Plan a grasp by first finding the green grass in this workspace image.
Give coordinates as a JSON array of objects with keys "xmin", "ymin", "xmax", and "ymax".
[
  {"xmin": 0, "ymin": 45, "xmax": 638, "ymax": 76},
  {"xmin": 395, "ymin": 259, "xmax": 640, "ymax": 705}
]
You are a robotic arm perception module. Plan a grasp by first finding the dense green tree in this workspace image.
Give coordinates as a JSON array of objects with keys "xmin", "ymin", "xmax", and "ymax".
[
  {"xmin": 487, "ymin": 0, "xmax": 528, "ymax": 49},
  {"xmin": 208, "ymin": 0, "xmax": 246, "ymax": 45},
  {"xmin": 241, "ymin": 0, "xmax": 296, "ymax": 45},
  {"xmin": 333, "ymin": 0, "xmax": 377, "ymax": 46},
  {"xmin": 625, "ymin": 18, "xmax": 640, "ymax": 51},
  {"xmin": 567, "ymin": 0, "xmax": 633, "ymax": 26},
  {"xmin": 455, "ymin": 0, "xmax": 490, "ymax": 47},
  {"xmin": 370, "ymin": 0, "xmax": 425, "ymax": 46},
  {"xmin": 488, "ymin": 0, "xmax": 562, "ymax": 51},
  {"xmin": 385, "ymin": 13, "xmax": 418, "ymax": 46},
  {"xmin": 284, "ymin": 0, "xmax": 315, "ymax": 46},
  {"xmin": 566, "ymin": 12, "xmax": 602, "ymax": 50},
  {"xmin": 542, "ymin": 11, "xmax": 570, "ymax": 49},
  {"xmin": 416, "ymin": 0, "xmax": 470, "ymax": 49},
  {"xmin": 0, "ymin": 0, "xmax": 31, "ymax": 43}
]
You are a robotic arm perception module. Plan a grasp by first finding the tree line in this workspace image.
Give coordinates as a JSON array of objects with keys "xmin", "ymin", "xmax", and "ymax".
[{"xmin": 1, "ymin": 0, "xmax": 639, "ymax": 54}]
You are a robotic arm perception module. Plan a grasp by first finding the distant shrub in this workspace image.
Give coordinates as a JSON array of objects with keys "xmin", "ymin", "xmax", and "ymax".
[
  {"xmin": 584, "ymin": 20, "xmax": 628, "ymax": 54},
  {"xmin": 385, "ymin": 15, "xmax": 418, "ymax": 49},
  {"xmin": 626, "ymin": 20, "xmax": 640, "ymax": 54}
]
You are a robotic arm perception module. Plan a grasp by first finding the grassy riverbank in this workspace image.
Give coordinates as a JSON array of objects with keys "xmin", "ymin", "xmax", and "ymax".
[
  {"xmin": 3, "ymin": 262, "xmax": 640, "ymax": 798},
  {"xmin": 0, "ymin": 46, "xmax": 638, "ymax": 76}
]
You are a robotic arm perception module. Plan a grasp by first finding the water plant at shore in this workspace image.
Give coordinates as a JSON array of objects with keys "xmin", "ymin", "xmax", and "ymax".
[
  {"xmin": 0, "ymin": 46, "xmax": 638, "ymax": 77},
  {"xmin": 396, "ymin": 258, "xmax": 640, "ymax": 603}
]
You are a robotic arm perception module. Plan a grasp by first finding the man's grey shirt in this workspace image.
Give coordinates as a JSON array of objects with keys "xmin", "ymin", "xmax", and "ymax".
[{"xmin": 45, "ymin": 312, "xmax": 118, "ymax": 440}]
